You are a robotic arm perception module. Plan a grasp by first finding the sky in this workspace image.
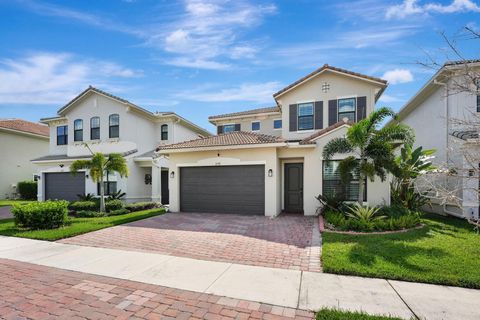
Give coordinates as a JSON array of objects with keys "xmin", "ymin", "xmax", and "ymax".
[{"xmin": 0, "ymin": 0, "xmax": 479, "ymax": 132}]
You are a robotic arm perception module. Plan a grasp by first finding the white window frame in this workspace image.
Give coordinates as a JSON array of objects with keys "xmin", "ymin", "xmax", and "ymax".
[
  {"xmin": 297, "ymin": 102, "xmax": 315, "ymax": 131},
  {"xmin": 273, "ymin": 118, "xmax": 282, "ymax": 130},
  {"xmin": 337, "ymin": 97, "xmax": 357, "ymax": 122},
  {"xmin": 251, "ymin": 121, "xmax": 260, "ymax": 131}
]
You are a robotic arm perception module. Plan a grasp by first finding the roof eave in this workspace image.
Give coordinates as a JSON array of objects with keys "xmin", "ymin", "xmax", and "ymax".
[
  {"xmin": 0, "ymin": 127, "xmax": 49, "ymax": 139},
  {"xmin": 157, "ymin": 142, "xmax": 288, "ymax": 154},
  {"xmin": 208, "ymin": 111, "xmax": 282, "ymax": 125}
]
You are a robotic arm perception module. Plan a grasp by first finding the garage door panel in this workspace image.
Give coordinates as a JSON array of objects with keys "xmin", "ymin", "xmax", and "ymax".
[
  {"xmin": 45, "ymin": 172, "xmax": 85, "ymax": 201},
  {"xmin": 180, "ymin": 165, "xmax": 265, "ymax": 215}
]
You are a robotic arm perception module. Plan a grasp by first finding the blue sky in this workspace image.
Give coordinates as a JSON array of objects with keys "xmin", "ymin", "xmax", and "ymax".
[{"xmin": 0, "ymin": 0, "xmax": 478, "ymax": 132}]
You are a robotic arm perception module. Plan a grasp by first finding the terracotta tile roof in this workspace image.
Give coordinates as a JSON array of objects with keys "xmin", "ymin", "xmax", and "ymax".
[
  {"xmin": 157, "ymin": 131, "xmax": 286, "ymax": 151},
  {"xmin": 209, "ymin": 106, "xmax": 280, "ymax": 120},
  {"xmin": 300, "ymin": 120, "xmax": 352, "ymax": 144},
  {"xmin": 444, "ymin": 59, "xmax": 480, "ymax": 66},
  {"xmin": 273, "ymin": 64, "xmax": 387, "ymax": 98},
  {"xmin": 0, "ymin": 119, "xmax": 49, "ymax": 137}
]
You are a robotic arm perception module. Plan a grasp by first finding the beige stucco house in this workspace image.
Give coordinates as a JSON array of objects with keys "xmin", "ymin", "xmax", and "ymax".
[
  {"xmin": 157, "ymin": 65, "xmax": 391, "ymax": 216},
  {"xmin": 0, "ymin": 119, "xmax": 49, "ymax": 199},
  {"xmin": 32, "ymin": 87, "xmax": 211, "ymax": 203}
]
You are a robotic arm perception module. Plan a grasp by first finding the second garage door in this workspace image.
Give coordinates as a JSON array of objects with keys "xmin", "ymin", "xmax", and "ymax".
[
  {"xmin": 45, "ymin": 172, "xmax": 85, "ymax": 201},
  {"xmin": 180, "ymin": 165, "xmax": 265, "ymax": 215}
]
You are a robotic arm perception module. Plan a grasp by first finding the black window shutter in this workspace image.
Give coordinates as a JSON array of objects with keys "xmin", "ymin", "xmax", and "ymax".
[
  {"xmin": 217, "ymin": 125, "xmax": 224, "ymax": 134},
  {"xmin": 314, "ymin": 101, "xmax": 323, "ymax": 129},
  {"xmin": 357, "ymin": 96, "xmax": 367, "ymax": 121},
  {"xmin": 289, "ymin": 104, "xmax": 297, "ymax": 132},
  {"xmin": 328, "ymin": 100, "xmax": 337, "ymax": 126},
  {"xmin": 234, "ymin": 123, "xmax": 241, "ymax": 131}
]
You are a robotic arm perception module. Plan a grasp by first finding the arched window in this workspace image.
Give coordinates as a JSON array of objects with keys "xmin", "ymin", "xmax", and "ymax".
[
  {"xmin": 161, "ymin": 124, "xmax": 168, "ymax": 141},
  {"xmin": 73, "ymin": 119, "xmax": 83, "ymax": 142},
  {"xmin": 90, "ymin": 117, "xmax": 100, "ymax": 140},
  {"xmin": 109, "ymin": 114, "xmax": 119, "ymax": 138}
]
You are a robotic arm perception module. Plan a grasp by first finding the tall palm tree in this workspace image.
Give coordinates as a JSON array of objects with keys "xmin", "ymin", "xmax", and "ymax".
[
  {"xmin": 322, "ymin": 107, "xmax": 414, "ymax": 204},
  {"xmin": 70, "ymin": 144, "xmax": 129, "ymax": 212}
]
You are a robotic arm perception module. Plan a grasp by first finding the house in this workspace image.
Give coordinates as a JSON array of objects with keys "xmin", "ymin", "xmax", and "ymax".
[
  {"xmin": 156, "ymin": 64, "xmax": 391, "ymax": 216},
  {"xmin": 396, "ymin": 59, "xmax": 480, "ymax": 219},
  {"xmin": 0, "ymin": 119, "xmax": 49, "ymax": 199},
  {"xmin": 32, "ymin": 86, "xmax": 211, "ymax": 203}
]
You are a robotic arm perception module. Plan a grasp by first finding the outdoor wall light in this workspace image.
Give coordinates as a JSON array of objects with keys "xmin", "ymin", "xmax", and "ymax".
[
  {"xmin": 59, "ymin": 164, "xmax": 64, "ymax": 168},
  {"xmin": 170, "ymin": 171, "xmax": 175, "ymax": 179},
  {"xmin": 268, "ymin": 169, "xmax": 273, "ymax": 177},
  {"xmin": 85, "ymin": 174, "xmax": 89, "ymax": 179}
]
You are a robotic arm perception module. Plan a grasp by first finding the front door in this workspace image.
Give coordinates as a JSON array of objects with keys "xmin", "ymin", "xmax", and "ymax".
[{"xmin": 284, "ymin": 163, "xmax": 303, "ymax": 213}]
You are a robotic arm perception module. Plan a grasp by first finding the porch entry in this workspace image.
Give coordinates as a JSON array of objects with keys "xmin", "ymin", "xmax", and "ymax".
[{"xmin": 284, "ymin": 163, "xmax": 304, "ymax": 213}]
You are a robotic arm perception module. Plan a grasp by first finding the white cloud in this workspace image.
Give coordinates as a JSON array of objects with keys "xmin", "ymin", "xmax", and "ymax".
[
  {"xmin": 0, "ymin": 52, "xmax": 140, "ymax": 104},
  {"xmin": 177, "ymin": 82, "xmax": 283, "ymax": 103},
  {"xmin": 386, "ymin": 0, "xmax": 480, "ymax": 19},
  {"xmin": 382, "ymin": 68, "xmax": 414, "ymax": 84},
  {"xmin": 378, "ymin": 94, "xmax": 403, "ymax": 103}
]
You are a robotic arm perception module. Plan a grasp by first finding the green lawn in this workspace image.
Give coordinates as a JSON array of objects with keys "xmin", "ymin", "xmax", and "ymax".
[
  {"xmin": 0, "ymin": 200, "xmax": 36, "ymax": 207},
  {"xmin": 0, "ymin": 208, "xmax": 165, "ymax": 241},
  {"xmin": 322, "ymin": 213, "xmax": 480, "ymax": 289},
  {"xmin": 316, "ymin": 309, "xmax": 404, "ymax": 320}
]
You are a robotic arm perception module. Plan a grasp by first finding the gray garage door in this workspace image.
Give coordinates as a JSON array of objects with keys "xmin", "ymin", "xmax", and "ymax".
[
  {"xmin": 45, "ymin": 172, "xmax": 85, "ymax": 201},
  {"xmin": 180, "ymin": 165, "xmax": 265, "ymax": 215}
]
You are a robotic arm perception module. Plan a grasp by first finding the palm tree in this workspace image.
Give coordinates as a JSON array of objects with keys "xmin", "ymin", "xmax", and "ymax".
[
  {"xmin": 322, "ymin": 107, "xmax": 414, "ymax": 204},
  {"xmin": 70, "ymin": 144, "xmax": 129, "ymax": 212}
]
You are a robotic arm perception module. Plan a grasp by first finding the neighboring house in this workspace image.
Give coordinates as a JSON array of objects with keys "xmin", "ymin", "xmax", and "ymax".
[
  {"xmin": 157, "ymin": 64, "xmax": 391, "ymax": 216},
  {"xmin": 396, "ymin": 59, "xmax": 480, "ymax": 219},
  {"xmin": 32, "ymin": 86, "xmax": 211, "ymax": 203},
  {"xmin": 0, "ymin": 119, "xmax": 49, "ymax": 199}
]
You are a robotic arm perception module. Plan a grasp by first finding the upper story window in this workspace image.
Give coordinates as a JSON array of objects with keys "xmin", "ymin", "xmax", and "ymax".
[
  {"xmin": 251, "ymin": 121, "xmax": 260, "ymax": 131},
  {"xmin": 90, "ymin": 117, "xmax": 100, "ymax": 140},
  {"xmin": 161, "ymin": 124, "xmax": 168, "ymax": 140},
  {"xmin": 109, "ymin": 114, "xmax": 119, "ymax": 138},
  {"xmin": 476, "ymin": 78, "xmax": 480, "ymax": 112},
  {"xmin": 73, "ymin": 119, "xmax": 83, "ymax": 142},
  {"xmin": 223, "ymin": 124, "xmax": 237, "ymax": 133},
  {"xmin": 273, "ymin": 119, "xmax": 282, "ymax": 129},
  {"xmin": 56, "ymin": 125, "xmax": 68, "ymax": 145},
  {"xmin": 298, "ymin": 103, "xmax": 314, "ymax": 130},
  {"xmin": 338, "ymin": 98, "xmax": 356, "ymax": 122}
]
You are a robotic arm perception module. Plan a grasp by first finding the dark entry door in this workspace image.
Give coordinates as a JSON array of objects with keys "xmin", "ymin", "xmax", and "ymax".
[
  {"xmin": 161, "ymin": 170, "xmax": 169, "ymax": 205},
  {"xmin": 284, "ymin": 163, "xmax": 303, "ymax": 213}
]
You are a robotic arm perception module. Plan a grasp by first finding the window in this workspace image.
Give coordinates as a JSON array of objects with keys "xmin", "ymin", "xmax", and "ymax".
[
  {"xmin": 73, "ymin": 120, "xmax": 83, "ymax": 142},
  {"xmin": 323, "ymin": 160, "xmax": 366, "ymax": 201},
  {"xmin": 298, "ymin": 103, "xmax": 314, "ymax": 130},
  {"xmin": 476, "ymin": 78, "xmax": 480, "ymax": 112},
  {"xmin": 273, "ymin": 119, "xmax": 282, "ymax": 129},
  {"xmin": 338, "ymin": 98, "xmax": 356, "ymax": 122},
  {"xmin": 161, "ymin": 124, "xmax": 168, "ymax": 141},
  {"xmin": 97, "ymin": 172, "xmax": 117, "ymax": 195},
  {"xmin": 109, "ymin": 114, "xmax": 119, "ymax": 138},
  {"xmin": 223, "ymin": 124, "xmax": 236, "ymax": 133},
  {"xmin": 251, "ymin": 121, "xmax": 260, "ymax": 131},
  {"xmin": 90, "ymin": 117, "xmax": 100, "ymax": 140},
  {"xmin": 56, "ymin": 125, "xmax": 68, "ymax": 145}
]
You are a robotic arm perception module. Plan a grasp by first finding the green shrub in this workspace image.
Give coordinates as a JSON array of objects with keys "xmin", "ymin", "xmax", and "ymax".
[
  {"xmin": 17, "ymin": 181, "xmax": 37, "ymax": 200},
  {"xmin": 76, "ymin": 193, "xmax": 96, "ymax": 201},
  {"xmin": 125, "ymin": 202, "xmax": 159, "ymax": 212},
  {"xmin": 105, "ymin": 199, "xmax": 124, "ymax": 212},
  {"xmin": 69, "ymin": 201, "xmax": 98, "ymax": 212},
  {"xmin": 107, "ymin": 208, "xmax": 129, "ymax": 216},
  {"xmin": 76, "ymin": 210, "xmax": 104, "ymax": 218},
  {"xmin": 377, "ymin": 204, "xmax": 411, "ymax": 218},
  {"xmin": 12, "ymin": 200, "xmax": 68, "ymax": 229}
]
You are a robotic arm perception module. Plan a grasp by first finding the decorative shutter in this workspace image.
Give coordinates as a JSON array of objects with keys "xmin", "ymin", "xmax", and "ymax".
[
  {"xmin": 217, "ymin": 125, "xmax": 224, "ymax": 134},
  {"xmin": 328, "ymin": 100, "xmax": 337, "ymax": 126},
  {"xmin": 357, "ymin": 96, "xmax": 367, "ymax": 121},
  {"xmin": 314, "ymin": 101, "xmax": 323, "ymax": 129},
  {"xmin": 234, "ymin": 123, "xmax": 241, "ymax": 131},
  {"xmin": 289, "ymin": 104, "xmax": 297, "ymax": 132}
]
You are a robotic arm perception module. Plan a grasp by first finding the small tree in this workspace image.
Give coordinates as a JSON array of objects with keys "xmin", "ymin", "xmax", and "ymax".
[
  {"xmin": 322, "ymin": 107, "xmax": 414, "ymax": 204},
  {"xmin": 70, "ymin": 144, "xmax": 128, "ymax": 212}
]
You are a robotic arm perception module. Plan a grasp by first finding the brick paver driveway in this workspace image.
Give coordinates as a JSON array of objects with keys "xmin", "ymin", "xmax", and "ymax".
[
  {"xmin": 0, "ymin": 259, "xmax": 314, "ymax": 319},
  {"xmin": 59, "ymin": 213, "xmax": 322, "ymax": 272}
]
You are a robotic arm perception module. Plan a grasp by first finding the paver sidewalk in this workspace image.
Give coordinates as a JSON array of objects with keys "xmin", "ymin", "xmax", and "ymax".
[{"xmin": 1, "ymin": 236, "xmax": 480, "ymax": 320}]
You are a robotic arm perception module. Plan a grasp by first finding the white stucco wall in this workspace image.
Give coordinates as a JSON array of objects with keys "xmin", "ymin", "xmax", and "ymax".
[
  {"xmin": 214, "ymin": 113, "xmax": 283, "ymax": 137},
  {"xmin": 0, "ymin": 130, "xmax": 49, "ymax": 199}
]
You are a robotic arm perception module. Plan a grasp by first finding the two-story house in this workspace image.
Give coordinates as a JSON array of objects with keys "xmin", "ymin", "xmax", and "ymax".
[
  {"xmin": 397, "ymin": 59, "xmax": 480, "ymax": 219},
  {"xmin": 156, "ymin": 64, "xmax": 391, "ymax": 216},
  {"xmin": 32, "ymin": 86, "xmax": 211, "ymax": 203}
]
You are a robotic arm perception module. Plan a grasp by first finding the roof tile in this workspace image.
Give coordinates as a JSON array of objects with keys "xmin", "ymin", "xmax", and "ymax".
[
  {"xmin": 0, "ymin": 119, "xmax": 49, "ymax": 137},
  {"xmin": 300, "ymin": 120, "xmax": 352, "ymax": 144}
]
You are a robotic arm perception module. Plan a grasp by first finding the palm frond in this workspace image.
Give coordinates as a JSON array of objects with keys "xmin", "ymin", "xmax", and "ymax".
[
  {"xmin": 70, "ymin": 160, "xmax": 92, "ymax": 175},
  {"xmin": 106, "ymin": 153, "xmax": 129, "ymax": 178},
  {"xmin": 346, "ymin": 121, "xmax": 368, "ymax": 147},
  {"xmin": 365, "ymin": 107, "xmax": 396, "ymax": 131},
  {"xmin": 378, "ymin": 123, "xmax": 415, "ymax": 146},
  {"xmin": 337, "ymin": 156, "xmax": 358, "ymax": 183},
  {"xmin": 322, "ymin": 137, "xmax": 353, "ymax": 159}
]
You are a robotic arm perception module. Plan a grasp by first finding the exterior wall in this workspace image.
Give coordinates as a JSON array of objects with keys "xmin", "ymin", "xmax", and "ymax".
[
  {"xmin": 275, "ymin": 71, "xmax": 382, "ymax": 140},
  {"xmin": 214, "ymin": 113, "xmax": 282, "ymax": 137},
  {"xmin": 0, "ymin": 131, "xmax": 48, "ymax": 199}
]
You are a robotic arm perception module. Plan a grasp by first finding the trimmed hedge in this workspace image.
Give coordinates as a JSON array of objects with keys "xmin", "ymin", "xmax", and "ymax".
[
  {"xmin": 105, "ymin": 199, "xmax": 124, "ymax": 212},
  {"xmin": 17, "ymin": 181, "xmax": 37, "ymax": 200},
  {"xmin": 76, "ymin": 210, "xmax": 104, "ymax": 218},
  {"xmin": 69, "ymin": 201, "xmax": 98, "ymax": 212},
  {"xmin": 12, "ymin": 200, "xmax": 68, "ymax": 229},
  {"xmin": 107, "ymin": 208, "xmax": 129, "ymax": 216},
  {"xmin": 125, "ymin": 202, "xmax": 160, "ymax": 212}
]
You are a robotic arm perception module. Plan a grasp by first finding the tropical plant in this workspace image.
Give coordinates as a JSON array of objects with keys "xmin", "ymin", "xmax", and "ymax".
[
  {"xmin": 76, "ymin": 193, "xmax": 96, "ymax": 201},
  {"xmin": 346, "ymin": 204, "xmax": 386, "ymax": 224},
  {"xmin": 315, "ymin": 193, "xmax": 345, "ymax": 214},
  {"xmin": 107, "ymin": 189, "xmax": 126, "ymax": 201},
  {"xmin": 323, "ymin": 107, "xmax": 414, "ymax": 204},
  {"xmin": 70, "ymin": 144, "xmax": 129, "ymax": 213},
  {"xmin": 390, "ymin": 145, "xmax": 436, "ymax": 211}
]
